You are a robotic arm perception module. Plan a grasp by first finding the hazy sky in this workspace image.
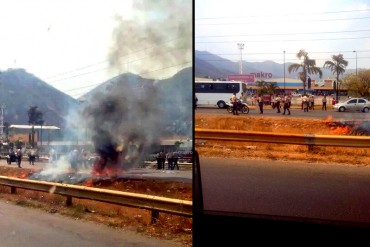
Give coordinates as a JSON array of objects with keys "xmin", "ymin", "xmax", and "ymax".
[
  {"xmin": 195, "ymin": 0, "xmax": 370, "ymax": 73},
  {"xmin": 0, "ymin": 0, "xmax": 192, "ymax": 99}
]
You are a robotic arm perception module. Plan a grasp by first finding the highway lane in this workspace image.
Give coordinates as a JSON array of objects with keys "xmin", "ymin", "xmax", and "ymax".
[
  {"xmin": 195, "ymin": 105, "xmax": 370, "ymax": 120},
  {"xmin": 198, "ymin": 157, "xmax": 370, "ymax": 224},
  {"xmin": 0, "ymin": 201, "xmax": 184, "ymax": 247}
]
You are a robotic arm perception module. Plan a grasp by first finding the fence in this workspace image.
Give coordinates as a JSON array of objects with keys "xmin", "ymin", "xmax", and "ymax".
[
  {"xmin": 195, "ymin": 128, "xmax": 370, "ymax": 151},
  {"xmin": 0, "ymin": 175, "xmax": 192, "ymax": 223}
]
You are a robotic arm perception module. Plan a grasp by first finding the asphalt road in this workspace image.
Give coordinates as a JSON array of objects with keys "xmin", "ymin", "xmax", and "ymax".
[
  {"xmin": 0, "ymin": 200, "xmax": 184, "ymax": 247},
  {"xmin": 196, "ymin": 105, "xmax": 370, "ymax": 120},
  {"xmin": 198, "ymin": 157, "xmax": 370, "ymax": 224},
  {"xmin": 0, "ymin": 159, "xmax": 191, "ymax": 247},
  {"xmin": 0, "ymin": 159, "xmax": 192, "ymax": 183}
]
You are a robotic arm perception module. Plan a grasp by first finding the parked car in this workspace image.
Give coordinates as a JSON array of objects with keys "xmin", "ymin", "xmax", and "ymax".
[{"xmin": 333, "ymin": 98, "xmax": 370, "ymax": 112}]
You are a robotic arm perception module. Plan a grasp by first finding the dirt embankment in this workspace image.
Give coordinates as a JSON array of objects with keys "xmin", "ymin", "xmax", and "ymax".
[
  {"xmin": 195, "ymin": 114, "xmax": 370, "ymax": 167},
  {"xmin": 0, "ymin": 166, "xmax": 192, "ymax": 247}
]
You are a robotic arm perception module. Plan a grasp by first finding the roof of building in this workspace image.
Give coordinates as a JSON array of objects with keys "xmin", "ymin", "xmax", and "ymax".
[{"xmin": 9, "ymin": 125, "xmax": 60, "ymax": 130}]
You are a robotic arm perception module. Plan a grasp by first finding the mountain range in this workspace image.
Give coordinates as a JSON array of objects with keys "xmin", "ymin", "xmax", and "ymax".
[
  {"xmin": 0, "ymin": 67, "xmax": 192, "ymax": 133},
  {"xmin": 195, "ymin": 50, "xmax": 356, "ymax": 81}
]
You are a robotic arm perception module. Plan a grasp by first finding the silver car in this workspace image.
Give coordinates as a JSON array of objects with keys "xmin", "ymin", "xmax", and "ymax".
[{"xmin": 333, "ymin": 98, "xmax": 370, "ymax": 112}]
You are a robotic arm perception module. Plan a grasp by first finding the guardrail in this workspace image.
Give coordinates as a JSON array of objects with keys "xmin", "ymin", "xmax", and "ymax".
[
  {"xmin": 195, "ymin": 128, "xmax": 370, "ymax": 151},
  {"xmin": 0, "ymin": 175, "xmax": 192, "ymax": 223}
]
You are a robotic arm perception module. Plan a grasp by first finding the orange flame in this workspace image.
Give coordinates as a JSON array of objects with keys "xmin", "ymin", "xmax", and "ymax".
[
  {"xmin": 330, "ymin": 125, "xmax": 351, "ymax": 135},
  {"xmin": 323, "ymin": 115, "xmax": 333, "ymax": 125}
]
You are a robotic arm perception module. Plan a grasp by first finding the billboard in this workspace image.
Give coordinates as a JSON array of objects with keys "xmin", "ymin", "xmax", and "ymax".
[{"xmin": 227, "ymin": 74, "xmax": 255, "ymax": 83}]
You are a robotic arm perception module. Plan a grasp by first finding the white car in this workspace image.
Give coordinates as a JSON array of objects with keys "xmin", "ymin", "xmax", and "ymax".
[
  {"xmin": 291, "ymin": 93, "xmax": 301, "ymax": 97},
  {"xmin": 333, "ymin": 98, "xmax": 370, "ymax": 112}
]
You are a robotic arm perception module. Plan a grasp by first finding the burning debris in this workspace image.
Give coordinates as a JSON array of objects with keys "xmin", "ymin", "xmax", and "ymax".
[
  {"xmin": 29, "ymin": 0, "xmax": 192, "ymax": 183},
  {"xmin": 323, "ymin": 116, "xmax": 370, "ymax": 135}
]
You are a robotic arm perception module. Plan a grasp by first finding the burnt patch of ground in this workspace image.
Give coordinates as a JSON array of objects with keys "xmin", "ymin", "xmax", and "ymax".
[
  {"xmin": 0, "ymin": 166, "xmax": 192, "ymax": 246},
  {"xmin": 195, "ymin": 114, "xmax": 370, "ymax": 167}
]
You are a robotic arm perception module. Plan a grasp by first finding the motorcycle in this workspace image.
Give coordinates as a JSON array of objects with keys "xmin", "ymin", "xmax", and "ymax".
[
  {"xmin": 6, "ymin": 150, "xmax": 17, "ymax": 164},
  {"xmin": 226, "ymin": 100, "xmax": 250, "ymax": 114}
]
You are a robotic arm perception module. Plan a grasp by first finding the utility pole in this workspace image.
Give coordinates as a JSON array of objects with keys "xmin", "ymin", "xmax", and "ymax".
[
  {"xmin": 353, "ymin": 50, "xmax": 357, "ymax": 79},
  {"xmin": 0, "ymin": 104, "xmax": 4, "ymax": 143},
  {"xmin": 237, "ymin": 43, "xmax": 244, "ymax": 74},
  {"xmin": 0, "ymin": 72, "xmax": 4, "ymax": 143},
  {"xmin": 283, "ymin": 51, "xmax": 286, "ymax": 91}
]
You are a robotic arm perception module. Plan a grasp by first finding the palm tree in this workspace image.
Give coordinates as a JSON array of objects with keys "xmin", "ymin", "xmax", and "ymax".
[
  {"xmin": 265, "ymin": 82, "xmax": 280, "ymax": 95},
  {"xmin": 27, "ymin": 106, "xmax": 43, "ymax": 148},
  {"xmin": 288, "ymin": 49, "xmax": 323, "ymax": 95},
  {"xmin": 255, "ymin": 80, "xmax": 268, "ymax": 95},
  {"xmin": 323, "ymin": 54, "xmax": 348, "ymax": 103},
  {"xmin": 3, "ymin": 122, "xmax": 10, "ymax": 142}
]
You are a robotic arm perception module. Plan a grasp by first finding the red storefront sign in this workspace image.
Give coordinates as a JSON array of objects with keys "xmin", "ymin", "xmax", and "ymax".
[{"xmin": 227, "ymin": 74, "xmax": 255, "ymax": 83}]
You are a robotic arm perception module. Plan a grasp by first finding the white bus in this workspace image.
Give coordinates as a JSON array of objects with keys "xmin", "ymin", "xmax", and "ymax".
[{"xmin": 194, "ymin": 81, "xmax": 247, "ymax": 108}]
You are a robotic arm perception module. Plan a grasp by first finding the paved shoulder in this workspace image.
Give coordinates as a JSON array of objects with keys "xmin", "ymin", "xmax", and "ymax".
[{"xmin": 0, "ymin": 201, "xmax": 185, "ymax": 247}]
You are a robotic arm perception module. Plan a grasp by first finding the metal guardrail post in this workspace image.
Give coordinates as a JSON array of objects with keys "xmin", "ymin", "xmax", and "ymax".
[
  {"xmin": 151, "ymin": 210, "xmax": 160, "ymax": 224},
  {"xmin": 0, "ymin": 176, "xmax": 192, "ymax": 219},
  {"xmin": 10, "ymin": 186, "xmax": 16, "ymax": 194},
  {"xmin": 66, "ymin": 195, "xmax": 72, "ymax": 206},
  {"xmin": 304, "ymin": 134, "xmax": 315, "ymax": 152},
  {"xmin": 195, "ymin": 128, "xmax": 370, "ymax": 148}
]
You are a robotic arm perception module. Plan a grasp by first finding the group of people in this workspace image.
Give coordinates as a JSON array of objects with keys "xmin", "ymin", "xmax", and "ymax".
[
  {"xmin": 301, "ymin": 95, "xmax": 315, "ymax": 112},
  {"xmin": 228, "ymin": 92, "xmax": 344, "ymax": 115},
  {"xmin": 320, "ymin": 94, "xmax": 336, "ymax": 111},
  {"xmin": 8, "ymin": 147, "xmax": 38, "ymax": 168},
  {"xmin": 156, "ymin": 151, "xmax": 179, "ymax": 170},
  {"xmin": 256, "ymin": 93, "xmax": 291, "ymax": 115}
]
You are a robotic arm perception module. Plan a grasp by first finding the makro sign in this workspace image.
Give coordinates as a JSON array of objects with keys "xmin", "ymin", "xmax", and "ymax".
[
  {"xmin": 251, "ymin": 72, "xmax": 273, "ymax": 79},
  {"xmin": 227, "ymin": 74, "xmax": 255, "ymax": 83}
]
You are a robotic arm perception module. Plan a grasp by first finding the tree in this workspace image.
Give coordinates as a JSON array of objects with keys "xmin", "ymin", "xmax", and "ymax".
[
  {"xmin": 342, "ymin": 69, "xmax": 370, "ymax": 98},
  {"xmin": 255, "ymin": 80, "xmax": 279, "ymax": 95},
  {"xmin": 3, "ymin": 122, "xmax": 10, "ymax": 142},
  {"xmin": 323, "ymin": 54, "xmax": 348, "ymax": 103},
  {"xmin": 27, "ymin": 106, "xmax": 43, "ymax": 148},
  {"xmin": 288, "ymin": 49, "xmax": 323, "ymax": 95},
  {"xmin": 265, "ymin": 82, "xmax": 280, "ymax": 95}
]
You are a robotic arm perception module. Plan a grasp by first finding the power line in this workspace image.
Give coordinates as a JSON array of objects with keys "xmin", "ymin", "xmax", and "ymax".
[
  {"xmin": 43, "ymin": 35, "xmax": 188, "ymax": 80},
  {"xmin": 196, "ymin": 8, "xmax": 370, "ymax": 20},
  {"xmin": 196, "ymin": 16, "xmax": 370, "ymax": 26},
  {"xmin": 196, "ymin": 50, "xmax": 370, "ymax": 56},
  {"xmin": 195, "ymin": 36, "xmax": 370, "ymax": 44},
  {"xmin": 48, "ymin": 46, "xmax": 189, "ymax": 83},
  {"xmin": 196, "ymin": 29, "xmax": 370, "ymax": 38},
  {"xmin": 68, "ymin": 61, "xmax": 191, "ymax": 97}
]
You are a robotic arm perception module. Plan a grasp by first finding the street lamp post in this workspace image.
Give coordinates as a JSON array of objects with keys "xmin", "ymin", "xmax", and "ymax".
[
  {"xmin": 353, "ymin": 50, "xmax": 357, "ymax": 79},
  {"xmin": 237, "ymin": 43, "xmax": 244, "ymax": 74},
  {"xmin": 283, "ymin": 51, "xmax": 286, "ymax": 91}
]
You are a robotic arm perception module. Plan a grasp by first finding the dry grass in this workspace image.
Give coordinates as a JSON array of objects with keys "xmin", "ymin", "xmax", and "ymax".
[
  {"xmin": 0, "ymin": 166, "xmax": 192, "ymax": 247},
  {"xmin": 195, "ymin": 113, "xmax": 370, "ymax": 167}
]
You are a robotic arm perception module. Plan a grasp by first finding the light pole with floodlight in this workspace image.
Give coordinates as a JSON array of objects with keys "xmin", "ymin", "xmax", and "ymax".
[
  {"xmin": 353, "ymin": 50, "xmax": 357, "ymax": 79},
  {"xmin": 237, "ymin": 43, "xmax": 244, "ymax": 74},
  {"xmin": 283, "ymin": 51, "xmax": 286, "ymax": 91}
]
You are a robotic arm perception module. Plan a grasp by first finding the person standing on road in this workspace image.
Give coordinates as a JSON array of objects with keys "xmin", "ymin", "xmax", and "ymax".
[
  {"xmin": 231, "ymin": 92, "xmax": 239, "ymax": 115},
  {"xmin": 16, "ymin": 148, "xmax": 23, "ymax": 168},
  {"xmin": 172, "ymin": 151, "xmax": 179, "ymax": 170},
  {"xmin": 332, "ymin": 97, "xmax": 336, "ymax": 106},
  {"xmin": 160, "ymin": 151, "xmax": 166, "ymax": 170},
  {"xmin": 28, "ymin": 148, "xmax": 36, "ymax": 165},
  {"xmin": 322, "ymin": 95, "xmax": 327, "ymax": 111},
  {"xmin": 302, "ymin": 94, "xmax": 309, "ymax": 112},
  {"xmin": 156, "ymin": 152, "xmax": 162, "ymax": 170},
  {"xmin": 194, "ymin": 94, "xmax": 198, "ymax": 110},
  {"xmin": 257, "ymin": 94, "xmax": 263, "ymax": 114},
  {"xmin": 282, "ymin": 94, "xmax": 291, "ymax": 115},
  {"xmin": 240, "ymin": 92, "xmax": 247, "ymax": 104},
  {"xmin": 166, "ymin": 151, "xmax": 173, "ymax": 170},
  {"xmin": 309, "ymin": 95, "xmax": 315, "ymax": 110},
  {"xmin": 274, "ymin": 94, "xmax": 282, "ymax": 113}
]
